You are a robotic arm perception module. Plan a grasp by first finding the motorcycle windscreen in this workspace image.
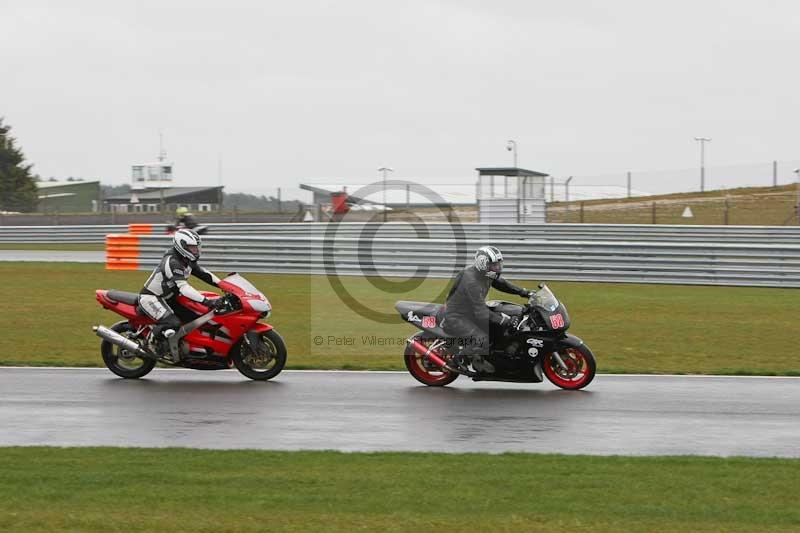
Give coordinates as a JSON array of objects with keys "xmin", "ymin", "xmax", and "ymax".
[
  {"xmin": 530, "ymin": 285, "xmax": 559, "ymax": 312},
  {"xmin": 223, "ymin": 274, "xmax": 263, "ymax": 297}
]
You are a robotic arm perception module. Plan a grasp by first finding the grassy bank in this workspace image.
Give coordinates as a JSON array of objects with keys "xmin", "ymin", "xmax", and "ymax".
[
  {"xmin": 1, "ymin": 447, "xmax": 798, "ymax": 532},
  {"xmin": 0, "ymin": 262, "xmax": 797, "ymax": 374},
  {"xmin": 548, "ymin": 183, "xmax": 800, "ymax": 225}
]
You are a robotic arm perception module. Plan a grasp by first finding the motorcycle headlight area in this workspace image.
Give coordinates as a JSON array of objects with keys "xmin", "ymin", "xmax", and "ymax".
[{"xmin": 248, "ymin": 298, "xmax": 271, "ymax": 316}]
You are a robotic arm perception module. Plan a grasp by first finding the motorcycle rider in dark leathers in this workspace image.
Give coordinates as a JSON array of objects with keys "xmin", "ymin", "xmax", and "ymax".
[
  {"xmin": 138, "ymin": 228, "xmax": 224, "ymax": 361},
  {"xmin": 443, "ymin": 246, "xmax": 531, "ymax": 373},
  {"xmin": 174, "ymin": 206, "xmax": 199, "ymax": 230}
]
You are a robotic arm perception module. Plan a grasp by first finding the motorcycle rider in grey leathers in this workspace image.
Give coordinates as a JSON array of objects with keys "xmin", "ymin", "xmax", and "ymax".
[{"xmin": 443, "ymin": 246, "xmax": 531, "ymax": 373}]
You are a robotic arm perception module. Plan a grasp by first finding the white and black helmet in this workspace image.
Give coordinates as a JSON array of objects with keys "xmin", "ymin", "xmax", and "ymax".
[
  {"xmin": 173, "ymin": 228, "xmax": 202, "ymax": 262},
  {"xmin": 474, "ymin": 245, "xmax": 503, "ymax": 279}
]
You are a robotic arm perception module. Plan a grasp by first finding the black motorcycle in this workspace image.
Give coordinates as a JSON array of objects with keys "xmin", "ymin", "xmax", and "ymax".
[
  {"xmin": 395, "ymin": 284, "xmax": 596, "ymax": 390},
  {"xmin": 166, "ymin": 223, "xmax": 209, "ymax": 235}
]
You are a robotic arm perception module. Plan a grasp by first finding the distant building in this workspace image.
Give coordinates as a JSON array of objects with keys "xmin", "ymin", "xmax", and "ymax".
[
  {"xmin": 102, "ymin": 149, "xmax": 223, "ymax": 213},
  {"xmin": 103, "ymin": 186, "xmax": 224, "ymax": 213},
  {"xmin": 36, "ymin": 180, "xmax": 102, "ymax": 213},
  {"xmin": 476, "ymin": 167, "xmax": 549, "ymax": 223}
]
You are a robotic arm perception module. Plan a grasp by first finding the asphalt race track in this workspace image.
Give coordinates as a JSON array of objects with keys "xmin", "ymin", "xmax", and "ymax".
[
  {"xmin": 0, "ymin": 250, "xmax": 103, "ymax": 263},
  {"xmin": 1, "ymin": 368, "xmax": 798, "ymax": 457}
]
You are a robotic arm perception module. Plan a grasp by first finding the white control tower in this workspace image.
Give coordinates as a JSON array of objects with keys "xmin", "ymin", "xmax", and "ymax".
[{"xmin": 131, "ymin": 136, "xmax": 174, "ymax": 190}]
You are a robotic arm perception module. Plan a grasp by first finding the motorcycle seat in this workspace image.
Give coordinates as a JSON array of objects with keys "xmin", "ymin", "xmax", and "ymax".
[
  {"xmin": 395, "ymin": 300, "xmax": 454, "ymax": 337},
  {"xmin": 395, "ymin": 300, "xmax": 444, "ymax": 318},
  {"xmin": 107, "ymin": 290, "xmax": 140, "ymax": 305}
]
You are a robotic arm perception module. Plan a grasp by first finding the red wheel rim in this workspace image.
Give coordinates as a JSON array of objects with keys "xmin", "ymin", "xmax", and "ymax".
[
  {"xmin": 406, "ymin": 340, "xmax": 455, "ymax": 385},
  {"xmin": 543, "ymin": 348, "xmax": 591, "ymax": 389}
]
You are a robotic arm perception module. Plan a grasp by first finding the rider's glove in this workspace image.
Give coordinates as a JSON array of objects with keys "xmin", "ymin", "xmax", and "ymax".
[
  {"xmin": 521, "ymin": 289, "xmax": 533, "ymax": 298},
  {"xmin": 203, "ymin": 297, "xmax": 226, "ymax": 312}
]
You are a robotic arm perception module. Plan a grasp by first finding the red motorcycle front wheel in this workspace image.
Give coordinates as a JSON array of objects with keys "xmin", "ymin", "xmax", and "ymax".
[{"xmin": 543, "ymin": 345, "xmax": 596, "ymax": 390}]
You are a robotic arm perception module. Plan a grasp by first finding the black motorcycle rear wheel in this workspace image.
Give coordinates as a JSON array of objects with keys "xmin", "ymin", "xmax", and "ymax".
[
  {"xmin": 100, "ymin": 322, "xmax": 156, "ymax": 379},
  {"xmin": 404, "ymin": 335, "xmax": 459, "ymax": 387},
  {"xmin": 231, "ymin": 329, "xmax": 287, "ymax": 381}
]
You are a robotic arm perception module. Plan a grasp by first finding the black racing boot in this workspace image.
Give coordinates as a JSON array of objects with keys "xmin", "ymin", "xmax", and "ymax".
[{"xmin": 471, "ymin": 355, "xmax": 495, "ymax": 374}]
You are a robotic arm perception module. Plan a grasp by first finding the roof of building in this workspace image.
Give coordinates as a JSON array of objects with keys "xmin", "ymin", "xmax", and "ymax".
[
  {"xmin": 300, "ymin": 183, "xmax": 373, "ymax": 204},
  {"xmin": 475, "ymin": 167, "xmax": 550, "ymax": 177},
  {"xmin": 105, "ymin": 186, "xmax": 223, "ymax": 202},
  {"xmin": 36, "ymin": 180, "xmax": 100, "ymax": 189},
  {"xmin": 300, "ymin": 182, "xmax": 474, "ymax": 206}
]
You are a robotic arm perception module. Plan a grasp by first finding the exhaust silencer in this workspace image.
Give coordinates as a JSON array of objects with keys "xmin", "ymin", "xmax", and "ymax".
[
  {"xmin": 406, "ymin": 338, "xmax": 449, "ymax": 368},
  {"xmin": 93, "ymin": 325, "xmax": 148, "ymax": 356}
]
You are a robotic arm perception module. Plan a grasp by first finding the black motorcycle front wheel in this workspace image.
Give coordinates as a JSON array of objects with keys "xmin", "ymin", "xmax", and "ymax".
[
  {"xmin": 231, "ymin": 329, "xmax": 287, "ymax": 381},
  {"xmin": 543, "ymin": 344, "xmax": 596, "ymax": 390},
  {"xmin": 100, "ymin": 321, "xmax": 156, "ymax": 379}
]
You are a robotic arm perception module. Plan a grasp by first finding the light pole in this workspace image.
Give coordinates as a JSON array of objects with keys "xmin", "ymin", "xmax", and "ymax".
[
  {"xmin": 694, "ymin": 137, "xmax": 711, "ymax": 192},
  {"xmin": 506, "ymin": 140, "xmax": 518, "ymax": 168},
  {"xmin": 378, "ymin": 166, "xmax": 394, "ymax": 222}
]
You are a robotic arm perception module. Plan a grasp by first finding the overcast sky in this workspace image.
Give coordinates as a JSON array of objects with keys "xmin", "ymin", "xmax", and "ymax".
[{"xmin": 2, "ymin": 0, "xmax": 799, "ymax": 198}]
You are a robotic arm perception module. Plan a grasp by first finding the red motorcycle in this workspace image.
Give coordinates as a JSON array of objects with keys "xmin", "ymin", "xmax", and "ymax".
[{"xmin": 93, "ymin": 273, "xmax": 286, "ymax": 380}]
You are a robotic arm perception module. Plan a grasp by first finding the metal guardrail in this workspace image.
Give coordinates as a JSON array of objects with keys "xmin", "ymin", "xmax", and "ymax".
[
  {"xmin": 4, "ymin": 222, "xmax": 800, "ymax": 244},
  {"xmin": 0, "ymin": 225, "xmax": 127, "ymax": 243},
  {"xmin": 106, "ymin": 234, "xmax": 800, "ymax": 288}
]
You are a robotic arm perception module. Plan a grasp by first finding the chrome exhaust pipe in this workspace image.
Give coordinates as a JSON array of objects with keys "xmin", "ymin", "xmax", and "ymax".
[
  {"xmin": 406, "ymin": 337, "xmax": 449, "ymax": 368},
  {"xmin": 93, "ymin": 325, "xmax": 148, "ymax": 357},
  {"xmin": 405, "ymin": 337, "xmax": 476, "ymax": 376}
]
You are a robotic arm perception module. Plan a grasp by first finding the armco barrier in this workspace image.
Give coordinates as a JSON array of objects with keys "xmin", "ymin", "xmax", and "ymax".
[
  {"xmin": 0, "ymin": 225, "xmax": 126, "ymax": 243},
  {"xmin": 5, "ymin": 222, "xmax": 800, "ymax": 244},
  {"xmin": 106, "ymin": 234, "xmax": 800, "ymax": 288}
]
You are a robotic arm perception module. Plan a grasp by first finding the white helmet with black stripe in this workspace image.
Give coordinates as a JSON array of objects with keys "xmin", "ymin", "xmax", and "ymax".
[
  {"xmin": 173, "ymin": 228, "xmax": 202, "ymax": 261},
  {"xmin": 474, "ymin": 245, "xmax": 503, "ymax": 279}
]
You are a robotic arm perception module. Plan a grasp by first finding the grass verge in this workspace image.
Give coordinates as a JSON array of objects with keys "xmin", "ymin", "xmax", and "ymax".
[
  {"xmin": 1, "ymin": 447, "xmax": 798, "ymax": 532},
  {"xmin": 0, "ymin": 262, "xmax": 797, "ymax": 374}
]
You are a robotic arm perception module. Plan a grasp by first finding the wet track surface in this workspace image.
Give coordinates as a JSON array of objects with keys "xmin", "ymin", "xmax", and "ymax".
[
  {"xmin": 1, "ymin": 368, "xmax": 798, "ymax": 456},
  {"xmin": 0, "ymin": 250, "xmax": 103, "ymax": 262}
]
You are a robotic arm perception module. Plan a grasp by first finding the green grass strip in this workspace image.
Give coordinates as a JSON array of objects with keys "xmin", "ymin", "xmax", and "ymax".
[{"xmin": 0, "ymin": 448, "xmax": 798, "ymax": 532}]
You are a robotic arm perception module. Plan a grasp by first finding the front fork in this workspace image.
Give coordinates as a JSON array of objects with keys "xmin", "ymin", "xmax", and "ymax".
[{"xmin": 551, "ymin": 351, "xmax": 569, "ymax": 371}]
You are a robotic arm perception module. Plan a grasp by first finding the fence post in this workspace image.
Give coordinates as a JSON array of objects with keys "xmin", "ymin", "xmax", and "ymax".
[
  {"xmin": 773, "ymin": 160, "xmax": 778, "ymax": 187},
  {"xmin": 627, "ymin": 171, "xmax": 631, "ymax": 198},
  {"xmin": 406, "ymin": 184, "xmax": 410, "ymax": 207},
  {"xmin": 724, "ymin": 196, "xmax": 730, "ymax": 225},
  {"xmin": 580, "ymin": 201, "xmax": 585, "ymax": 223},
  {"xmin": 651, "ymin": 202, "xmax": 656, "ymax": 224}
]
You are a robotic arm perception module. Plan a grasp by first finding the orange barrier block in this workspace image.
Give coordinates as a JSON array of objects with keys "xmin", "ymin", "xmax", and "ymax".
[
  {"xmin": 106, "ymin": 234, "xmax": 140, "ymax": 270},
  {"xmin": 128, "ymin": 224, "xmax": 153, "ymax": 235}
]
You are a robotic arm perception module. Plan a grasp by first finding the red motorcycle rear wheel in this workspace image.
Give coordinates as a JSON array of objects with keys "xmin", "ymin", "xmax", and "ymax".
[
  {"xmin": 543, "ymin": 345, "xmax": 596, "ymax": 390},
  {"xmin": 403, "ymin": 336, "xmax": 459, "ymax": 387}
]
